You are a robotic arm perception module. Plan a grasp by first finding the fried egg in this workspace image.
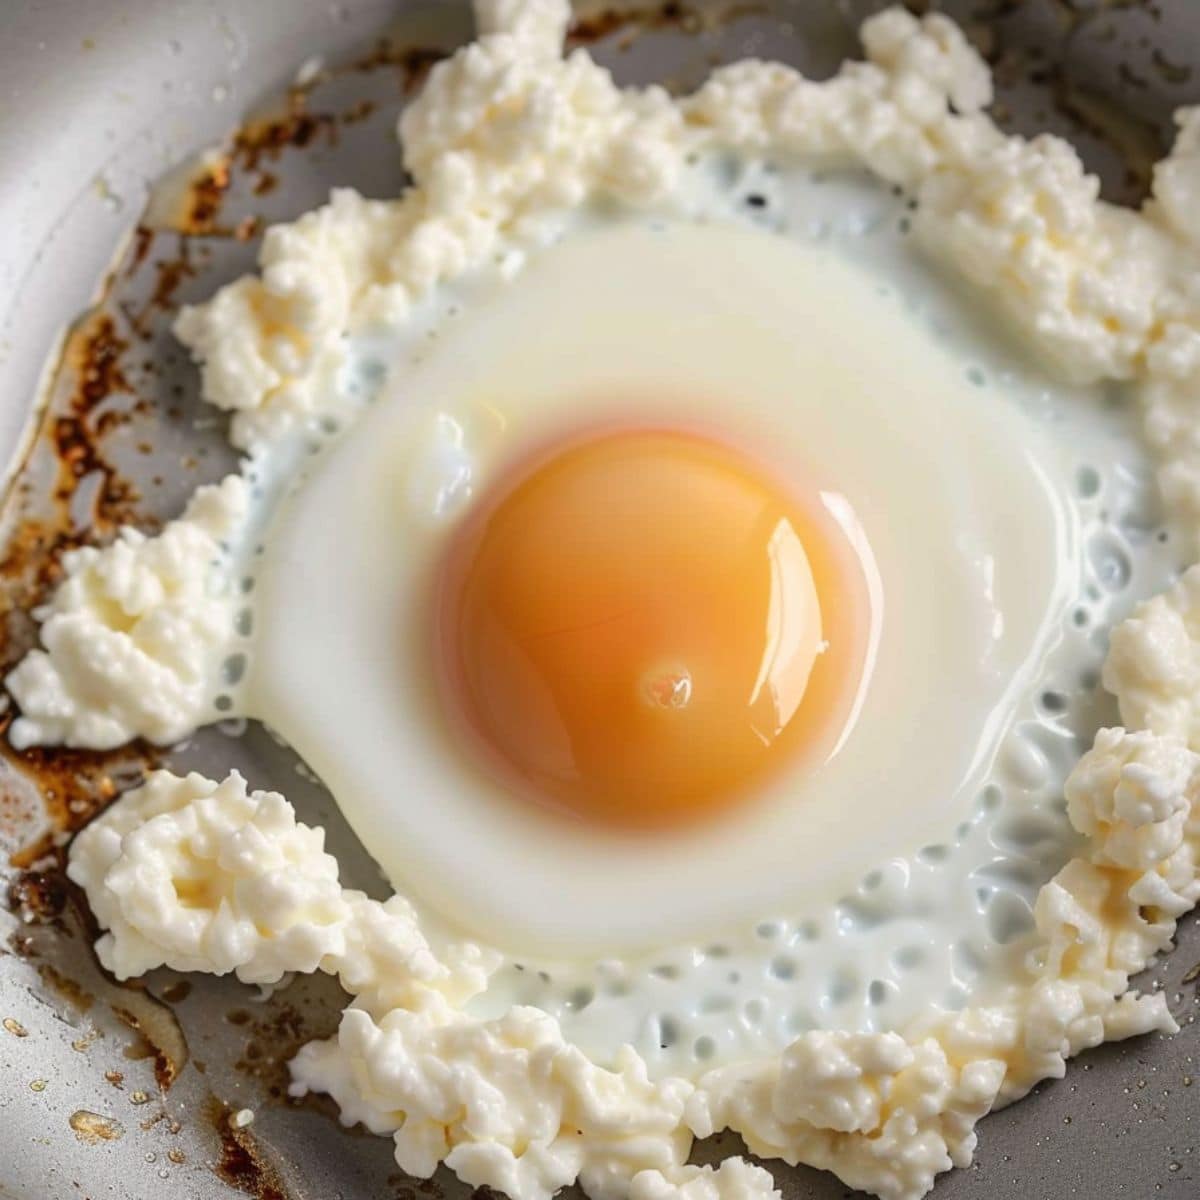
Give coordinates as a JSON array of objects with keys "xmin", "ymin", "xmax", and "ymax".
[{"xmin": 234, "ymin": 161, "xmax": 1178, "ymax": 1076}]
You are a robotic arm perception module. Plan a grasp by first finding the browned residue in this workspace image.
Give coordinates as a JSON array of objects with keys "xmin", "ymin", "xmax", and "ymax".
[
  {"xmin": 347, "ymin": 40, "xmax": 447, "ymax": 94},
  {"xmin": 185, "ymin": 156, "xmax": 232, "ymax": 235},
  {"xmin": 68, "ymin": 1109, "xmax": 125, "ymax": 1144},
  {"xmin": 206, "ymin": 1097, "xmax": 289, "ymax": 1200},
  {"xmin": 341, "ymin": 97, "xmax": 379, "ymax": 125},
  {"xmin": 38, "ymin": 962, "xmax": 95, "ymax": 1011},
  {"xmin": 2, "ymin": 738, "xmax": 154, "ymax": 840},
  {"xmin": 231, "ymin": 984, "xmax": 341, "ymax": 1103},
  {"xmin": 113, "ymin": 989, "xmax": 190, "ymax": 1092},
  {"xmin": 233, "ymin": 91, "xmax": 338, "ymax": 175},
  {"xmin": 70, "ymin": 1025, "xmax": 103, "ymax": 1053},
  {"xmin": 160, "ymin": 977, "xmax": 193, "ymax": 1004},
  {"xmin": 53, "ymin": 313, "xmax": 140, "ymax": 512},
  {"xmin": 2, "ymin": 1016, "xmax": 29, "ymax": 1037},
  {"xmin": 567, "ymin": 0, "xmax": 764, "ymax": 47},
  {"xmin": 7, "ymin": 865, "xmax": 69, "ymax": 921}
]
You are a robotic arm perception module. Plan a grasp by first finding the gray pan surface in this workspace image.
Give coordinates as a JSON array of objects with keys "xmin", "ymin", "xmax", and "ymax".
[{"xmin": 0, "ymin": 2, "xmax": 1197, "ymax": 1198}]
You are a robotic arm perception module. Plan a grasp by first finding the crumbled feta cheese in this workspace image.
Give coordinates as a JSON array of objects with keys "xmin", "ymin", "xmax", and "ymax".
[
  {"xmin": 687, "ymin": 1036, "xmax": 1003, "ymax": 1200},
  {"xmin": 290, "ymin": 1003, "xmax": 693, "ymax": 1200},
  {"xmin": 1064, "ymin": 726, "xmax": 1196, "ymax": 870},
  {"xmin": 6, "ymin": 475, "xmax": 247, "ymax": 750},
  {"xmin": 67, "ymin": 769, "xmax": 351, "ymax": 983},
  {"xmin": 628, "ymin": 1160, "xmax": 781, "ymax": 1200},
  {"xmin": 1103, "ymin": 565, "xmax": 1200, "ymax": 747}
]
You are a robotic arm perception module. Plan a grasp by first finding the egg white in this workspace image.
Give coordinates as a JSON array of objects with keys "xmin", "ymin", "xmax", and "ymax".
[{"xmin": 235, "ymin": 159, "xmax": 1180, "ymax": 1075}]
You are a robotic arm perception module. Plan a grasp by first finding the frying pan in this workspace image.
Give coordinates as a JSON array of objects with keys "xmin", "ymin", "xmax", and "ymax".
[{"xmin": 0, "ymin": 2, "xmax": 1197, "ymax": 1198}]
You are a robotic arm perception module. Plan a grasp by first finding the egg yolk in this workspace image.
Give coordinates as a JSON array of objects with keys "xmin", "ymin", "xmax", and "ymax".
[{"xmin": 436, "ymin": 429, "xmax": 868, "ymax": 828}]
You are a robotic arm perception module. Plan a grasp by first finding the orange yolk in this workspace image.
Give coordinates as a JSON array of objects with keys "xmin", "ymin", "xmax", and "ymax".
[{"xmin": 436, "ymin": 429, "xmax": 868, "ymax": 828}]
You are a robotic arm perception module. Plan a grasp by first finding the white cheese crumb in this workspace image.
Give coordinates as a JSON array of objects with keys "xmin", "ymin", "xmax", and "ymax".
[
  {"xmin": 1064, "ymin": 726, "xmax": 1195, "ymax": 869},
  {"xmin": 6, "ymin": 475, "xmax": 247, "ymax": 750},
  {"xmin": 628, "ymin": 1160, "xmax": 781, "ymax": 1200},
  {"xmin": 230, "ymin": 1108, "xmax": 255, "ymax": 1129},
  {"xmin": 290, "ymin": 1003, "xmax": 694, "ymax": 1200},
  {"xmin": 66, "ymin": 769, "xmax": 351, "ymax": 984},
  {"xmin": 1103, "ymin": 565, "xmax": 1200, "ymax": 748}
]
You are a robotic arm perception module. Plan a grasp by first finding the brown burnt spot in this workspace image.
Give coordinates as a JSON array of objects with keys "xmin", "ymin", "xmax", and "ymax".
[
  {"xmin": 38, "ymin": 962, "xmax": 95, "ymax": 1012},
  {"xmin": 167, "ymin": 1148, "xmax": 186, "ymax": 1165},
  {"xmin": 104, "ymin": 1069, "xmax": 124, "ymax": 1088},
  {"xmin": 70, "ymin": 1025, "xmax": 103, "ymax": 1053},
  {"xmin": 232, "ymin": 992, "xmax": 337, "ymax": 1102},
  {"xmin": 185, "ymin": 157, "xmax": 232, "ymax": 235},
  {"xmin": 68, "ymin": 1109, "xmax": 125, "ymax": 1145},
  {"xmin": 41, "ymin": 311, "xmax": 142, "ymax": 527},
  {"xmin": 341, "ymin": 98, "xmax": 379, "ymax": 125},
  {"xmin": 348, "ymin": 37, "xmax": 447, "ymax": 95},
  {"xmin": 233, "ymin": 92, "xmax": 338, "ymax": 175},
  {"xmin": 139, "ymin": 1109, "xmax": 173, "ymax": 1132},
  {"xmin": 3, "ymin": 1016, "xmax": 29, "ymax": 1037},
  {"xmin": 67, "ymin": 313, "xmax": 131, "ymax": 425},
  {"xmin": 125, "ymin": 236, "xmax": 198, "ymax": 337},
  {"xmin": 160, "ymin": 978, "xmax": 193, "ymax": 1004},
  {"xmin": 7, "ymin": 829, "xmax": 56, "ymax": 871},
  {"xmin": 567, "ymin": 0, "xmax": 762, "ymax": 47},
  {"xmin": 8, "ymin": 869, "xmax": 70, "ymax": 923},
  {"xmin": 395, "ymin": 47, "xmax": 447, "ymax": 96},
  {"xmin": 234, "ymin": 215, "xmax": 263, "ymax": 242},
  {"xmin": 113, "ymin": 988, "xmax": 190, "ymax": 1092},
  {"xmin": 2, "ymin": 736, "xmax": 155, "ymax": 838},
  {"xmin": 252, "ymin": 172, "xmax": 279, "ymax": 197},
  {"xmin": 127, "ymin": 226, "xmax": 156, "ymax": 275},
  {"xmin": 207, "ymin": 1097, "xmax": 290, "ymax": 1200}
]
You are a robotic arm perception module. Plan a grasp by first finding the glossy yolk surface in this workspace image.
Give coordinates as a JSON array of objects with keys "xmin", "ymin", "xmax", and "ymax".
[{"xmin": 437, "ymin": 429, "xmax": 866, "ymax": 828}]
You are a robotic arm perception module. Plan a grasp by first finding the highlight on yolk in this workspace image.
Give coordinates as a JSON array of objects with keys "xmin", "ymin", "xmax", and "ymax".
[{"xmin": 435, "ymin": 428, "xmax": 872, "ymax": 828}]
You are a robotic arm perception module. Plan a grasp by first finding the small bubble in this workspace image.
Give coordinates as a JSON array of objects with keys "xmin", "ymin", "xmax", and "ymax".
[
  {"xmin": 222, "ymin": 654, "xmax": 247, "ymax": 685},
  {"xmin": 566, "ymin": 986, "xmax": 593, "ymax": 1012},
  {"xmin": 657, "ymin": 1015, "xmax": 679, "ymax": 1049},
  {"xmin": 1075, "ymin": 465, "xmax": 1102, "ymax": 498}
]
